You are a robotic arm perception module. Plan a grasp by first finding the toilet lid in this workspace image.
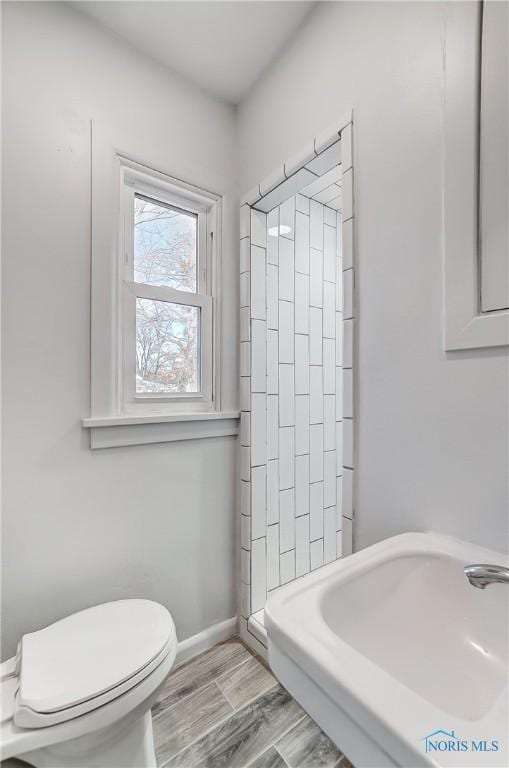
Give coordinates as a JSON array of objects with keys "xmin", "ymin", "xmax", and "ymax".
[{"xmin": 17, "ymin": 600, "xmax": 175, "ymax": 714}]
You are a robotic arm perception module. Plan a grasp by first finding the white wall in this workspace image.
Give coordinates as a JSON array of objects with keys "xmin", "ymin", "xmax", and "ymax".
[
  {"xmin": 1, "ymin": 1, "xmax": 238, "ymax": 657},
  {"xmin": 238, "ymin": 1, "xmax": 509, "ymax": 553}
]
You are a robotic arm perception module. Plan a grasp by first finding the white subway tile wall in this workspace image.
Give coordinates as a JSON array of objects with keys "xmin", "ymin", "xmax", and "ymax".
[
  {"xmin": 310, "ymin": 481, "xmax": 324, "ymax": 541},
  {"xmin": 342, "ymin": 467, "xmax": 354, "ymax": 520},
  {"xmin": 342, "ymin": 217, "xmax": 353, "ymax": 271},
  {"xmin": 278, "ymin": 301, "xmax": 294, "ymax": 363},
  {"xmin": 251, "ymin": 321, "xmax": 266, "ymax": 391},
  {"xmin": 251, "ymin": 465, "xmax": 266, "ymax": 540},
  {"xmin": 279, "ymin": 238, "xmax": 295, "ymax": 302},
  {"xmin": 295, "ymin": 394, "xmax": 310, "ymax": 456},
  {"xmin": 239, "ymin": 376, "xmax": 250, "ymax": 412},
  {"xmin": 279, "ymin": 488, "xmax": 296, "ymax": 553},
  {"xmin": 279, "ymin": 426, "xmax": 295, "ymax": 490},
  {"xmin": 342, "ymin": 168, "xmax": 353, "ymax": 222},
  {"xmin": 241, "ymin": 513, "xmax": 250, "ymax": 550},
  {"xmin": 295, "ymin": 334, "xmax": 310, "ymax": 394},
  {"xmin": 266, "ymin": 459, "xmax": 279, "ymax": 525},
  {"xmin": 295, "ymin": 212, "xmax": 310, "ymax": 274},
  {"xmin": 251, "ymin": 209, "xmax": 267, "ymax": 249},
  {"xmin": 266, "ymin": 395, "xmax": 278, "ymax": 460},
  {"xmin": 279, "ymin": 364, "xmax": 295, "ymax": 426},
  {"xmin": 280, "ymin": 549, "xmax": 296, "ymax": 585},
  {"xmin": 267, "ymin": 208, "xmax": 279, "ymax": 265},
  {"xmin": 295, "ymin": 193, "xmax": 310, "ymax": 215},
  {"xmin": 267, "ymin": 524, "xmax": 280, "ymax": 590},
  {"xmin": 309, "ymin": 248, "xmax": 323, "ymax": 308},
  {"xmin": 309, "ymin": 423, "xmax": 324, "ymax": 482},
  {"xmin": 323, "ymin": 395, "xmax": 336, "ymax": 451},
  {"xmin": 241, "ymin": 479, "xmax": 250, "ymax": 517},
  {"xmin": 251, "ymin": 393, "xmax": 267, "ymax": 467},
  {"xmin": 240, "ymin": 306, "xmax": 250, "ymax": 343},
  {"xmin": 295, "ymin": 454, "xmax": 310, "ymax": 517},
  {"xmin": 267, "ymin": 330, "xmax": 278, "ymax": 394},
  {"xmin": 241, "ymin": 547, "xmax": 250, "ymax": 584},
  {"xmin": 324, "ymin": 505, "xmax": 337, "ymax": 564},
  {"xmin": 267, "ymin": 264, "xmax": 279, "ymax": 330},
  {"xmin": 295, "ymin": 273, "xmax": 310, "ymax": 334},
  {"xmin": 310, "ymin": 538, "xmax": 324, "ymax": 571},
  {"xmin": 239, "ymin": 123, "xmax": 355, "ymax": 621},
  {"xmin": 251, "ymin": 246, "xmax": 266, "ymax": 319},
  {"xmin": 309, "ymin": 307, "xmax": 323, "ymax": 365},
  {"xmin": 295, "ymin": 514, "xmax": 310, "ymax": 577},
  {"xmin": 251, "ymin": 537, "xmax": 267, "ymax": 612},
  {"xmin": 280, "ymin": 197, "xmax": 296, "ymax": 236}
]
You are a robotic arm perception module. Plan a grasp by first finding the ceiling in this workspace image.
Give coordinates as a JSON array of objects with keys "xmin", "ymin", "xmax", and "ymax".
[{"xmin": 74, "ymin": 1, "xmax": 317, "ymax": 104}]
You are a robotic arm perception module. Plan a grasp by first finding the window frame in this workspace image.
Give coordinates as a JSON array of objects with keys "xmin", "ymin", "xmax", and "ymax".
[
  {"xmin": 83, "ymin": 129, "xmax": 238, "ymax": 449},
  {"xmin": 120, "ymin": 169, "xmax": 215, "ymax": 413}
]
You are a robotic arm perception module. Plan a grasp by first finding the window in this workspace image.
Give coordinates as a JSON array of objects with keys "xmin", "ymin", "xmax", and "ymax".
[
  {"xmin": 84, "ymin": 143, "xmax": 237, "ymax": 448},
  {"xmin": 120, "ymin": 161, "xmax": 218, "ymax": 413}
]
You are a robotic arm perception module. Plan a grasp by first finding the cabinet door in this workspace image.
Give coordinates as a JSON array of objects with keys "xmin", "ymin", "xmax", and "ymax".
[{"xmin": 479, "ymin": 1, "xmax": 509, "ymax": 312}]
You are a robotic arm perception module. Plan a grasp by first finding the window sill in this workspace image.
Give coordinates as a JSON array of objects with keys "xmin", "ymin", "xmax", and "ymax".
[{"xmin": 82, "ymin": 411, "xmax": 240, "ymax": 449}]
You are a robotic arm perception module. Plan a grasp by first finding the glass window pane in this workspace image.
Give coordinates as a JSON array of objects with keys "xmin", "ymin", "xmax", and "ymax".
[
  {"xmin": 136, "ymin": 298, "xmax": 199, "ymax": 394},
  {"xmin": 134, "ymin": 195, "xmax": 197, "ymax": 292}
]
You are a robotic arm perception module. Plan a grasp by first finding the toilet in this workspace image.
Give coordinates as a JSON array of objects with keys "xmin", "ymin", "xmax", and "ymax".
[{"xmin": 0, "ymin": 599, "xmax": 177, "ymax": 767}]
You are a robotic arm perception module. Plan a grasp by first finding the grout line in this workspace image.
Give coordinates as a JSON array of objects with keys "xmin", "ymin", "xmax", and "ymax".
[
  {"xmin": 215, "ymin": 677, "xmax": 236, "ymax": 711},
  {"xmin": 274, "ymin": 744, "xmax": 293, "ymax": 768},
  {"xmin": 153, "ymin": 654, "xmax": 253, "ymax": 720},
  {"xmin": 272, "ymin": 712, "xmax": 309, "ymax": 753},
  {"xmin": 158, "ymin": 683, "xmax": 237, "ymax": 768},
  {"xmin": 152, "ymin": 678, "xmax": 220, "ymax": 722},
  {"xmin": 157, "ymin": 643, "xmax": 273, "ymax": 760},
  {"xmin": 245, "ymin": 737, "xmax": 293, "ymax": 768},
  {"xmin": 162, "ymin": 649, "xmax": 282, "ymax": 767}
]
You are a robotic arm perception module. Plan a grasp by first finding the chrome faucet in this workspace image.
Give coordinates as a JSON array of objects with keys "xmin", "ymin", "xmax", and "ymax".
[{"xmin": 464, "ymin": 564, "xmax": 509, "ymax": 589}]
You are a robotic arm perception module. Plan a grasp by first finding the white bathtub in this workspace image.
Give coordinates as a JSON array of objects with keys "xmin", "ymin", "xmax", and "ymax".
[{"xmin": 265, "ymin": 532, "xmax": 508, "ymax": 768}]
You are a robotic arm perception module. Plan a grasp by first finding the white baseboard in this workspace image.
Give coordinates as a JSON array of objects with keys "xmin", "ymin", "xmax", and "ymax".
[{"xmin": 175, "ymin": 616, "xmax": 238, "ymax": 668}]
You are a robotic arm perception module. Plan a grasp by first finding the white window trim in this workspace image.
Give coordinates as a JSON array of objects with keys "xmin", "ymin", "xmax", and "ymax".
[
  {"xmin": 83, "ymin": 128, "xmax": 238, "ymax": 447},
  {"xmin": 443, "ymin": 2, "xmax": 509, "ymax": 350},
  {"xmin": 120, "ymin": 163, "xmax": 215, "ymax": 413},
  {"xmin": 84, "ymin": 411, "xmax": 240, "ymax": 450}
]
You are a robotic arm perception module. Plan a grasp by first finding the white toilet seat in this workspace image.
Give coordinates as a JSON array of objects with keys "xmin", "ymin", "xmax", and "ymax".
[
  {"xmin": 0, "ymin": 600, "xmax": 177, "ymax": 767},
  {"xmin": 14, "ymin": 599, "xmax": 175, "ymax": 728},
  {"xmin": 14, "ymin": 635, "xmax": 175, "ymax": 728}
]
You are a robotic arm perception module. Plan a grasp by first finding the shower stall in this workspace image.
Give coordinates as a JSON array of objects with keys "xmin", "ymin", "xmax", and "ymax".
[{"xmin": 238, "ymin": 116, "xmax": 355, "ymax": 653}]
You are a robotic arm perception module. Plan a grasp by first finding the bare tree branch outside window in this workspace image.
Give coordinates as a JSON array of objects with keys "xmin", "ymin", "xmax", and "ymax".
[{"xmin": 134, "ymin": 197, "xmax": 199, "ymax": 393}]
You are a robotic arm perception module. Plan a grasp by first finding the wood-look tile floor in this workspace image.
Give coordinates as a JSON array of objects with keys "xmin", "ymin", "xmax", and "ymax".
[
  {"xmin": 1, "ymin": 638, "xmax": 354, "ymax": 768},
  {"xmin": 152, "ymin": 638, "xmax": 354, "ymax": 768}
]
